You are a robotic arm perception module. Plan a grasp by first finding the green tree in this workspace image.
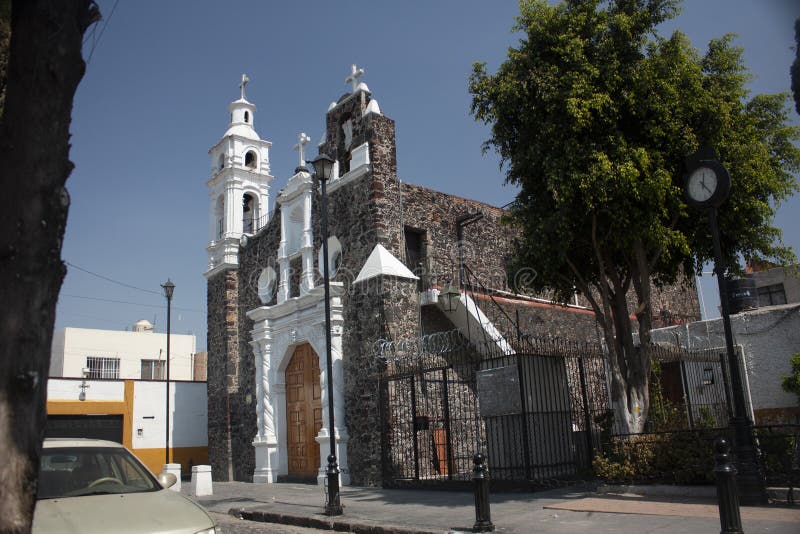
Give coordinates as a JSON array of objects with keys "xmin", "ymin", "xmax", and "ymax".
[
  {"xmin": 470, "ymin": 0, "xmax": 800, "ymax": 433},
  {"xmin": 782, "ymin": 352, "xmax": 800, "ymax": 404},
  {"xmin": 792, "ymin": 18, "xmax": 799, "ymax": 115}
]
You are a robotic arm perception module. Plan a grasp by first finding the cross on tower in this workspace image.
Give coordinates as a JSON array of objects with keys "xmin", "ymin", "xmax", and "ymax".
[
  {"xmin": 239, "ymin": 73, "xmax": 250, "ymax": 99},
  {"xmin": 345, "ymin": 64, "xmax": 364, "ymax": 93},
  {"xmin": 294, "ymin": 132, "xmax": 310, "ymax": 168}
]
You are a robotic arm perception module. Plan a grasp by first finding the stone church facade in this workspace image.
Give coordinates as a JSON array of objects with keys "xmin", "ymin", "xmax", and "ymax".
[{"xmin": 204, "ymin": 69, "xmax": 700, "ymax": 485}]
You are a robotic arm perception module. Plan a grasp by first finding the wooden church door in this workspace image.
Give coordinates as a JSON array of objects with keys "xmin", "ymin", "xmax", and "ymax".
[{"xmin": 285, "ymin": 343, "xmax": 322, "ymax": 479}]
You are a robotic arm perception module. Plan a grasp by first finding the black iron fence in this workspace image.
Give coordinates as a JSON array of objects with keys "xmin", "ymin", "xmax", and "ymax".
[
  {"xmin": 376, "ymin": 325, "xmax": 750, "ymax": 490},
  {"xmin": 377, "ymin": 331, "xmax": 610, "ymax": 488}
]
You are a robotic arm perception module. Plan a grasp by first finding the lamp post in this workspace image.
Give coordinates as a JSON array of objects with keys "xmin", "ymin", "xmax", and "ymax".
[
  {"xmin": 161, "ymin": 279, "xmax": 175, "ymax": 466},
  {"xmin": 684, "ymin": 148, "xmax": 765, "ymax": 504},
  {"xmin": 309, "ymin": 154, "xmax": 343, "ymax": 516},
  {"xmin": 438, "ymin": 284, "xmax": 461, "ymax": 313}
]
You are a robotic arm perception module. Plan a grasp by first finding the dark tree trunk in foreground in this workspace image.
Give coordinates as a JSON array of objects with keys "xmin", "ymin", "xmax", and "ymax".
[{"xmin": 0, "ymin": 1, "xmax": 97, "ymax": 531}]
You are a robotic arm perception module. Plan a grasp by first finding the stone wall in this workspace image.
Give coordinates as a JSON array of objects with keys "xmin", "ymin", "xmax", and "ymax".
[
  {"xmin": 206, "ymin": 269, "xmax": 238, "ymax": 481},
  {"xmin": 207, "ymin": 84, "xmax": 702, "ymax": 487}
]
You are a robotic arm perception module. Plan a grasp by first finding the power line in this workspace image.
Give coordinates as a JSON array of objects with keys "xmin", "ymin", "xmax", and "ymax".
[
  {"xmin": 65, "ymin": 261, "xmax": 162, "ymax": 295},
  {"xmin": 60, "ymin": 293, "xmax": 204, "ymax": 313},
  {"xmin": 86, "ymin": 0, "xmax": 120, "ymax": 64}
]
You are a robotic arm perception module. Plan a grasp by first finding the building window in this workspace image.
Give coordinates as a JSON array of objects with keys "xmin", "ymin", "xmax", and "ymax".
[
  {"xmin": 245, "ymin": 150, "xmax": 257, "ymax": 169},
  {"xmin": 86, "ymin": 357, "xmax": 120, "ymax": 379},
  {"xmin": 242, "ymin": 193, "xmax": 255, "ymax": 233},
  {"xmin": 244, "ymin": 111, "xmax": 250, "ymax": 123},
  {"xmin": 758, "ymin": 283, "xmax": 787, "ymax": 306},
  {"xmin": 141, "ymin": 359, "xmax": 165, "ymax": 380},
  {"xmin": 404, "ymin": 227, "xmax": 427, "ymax": 290}
]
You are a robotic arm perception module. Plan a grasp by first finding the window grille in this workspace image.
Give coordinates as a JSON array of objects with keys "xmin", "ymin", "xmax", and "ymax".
[
  {"xmin": 86, "ymin": 357, "xmax": 120, "ymax": 379},
  {"xmin": 758, "ymin": 283, "xmax": 787, "ymax": 306},
  {"xmin": 140, "ymin": 359, "xmax": 165, "ymax": 380}
]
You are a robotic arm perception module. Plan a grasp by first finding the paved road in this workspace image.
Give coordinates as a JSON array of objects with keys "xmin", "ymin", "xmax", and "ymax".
[{"xmin": 210, "ymin": 512, "xmax": 327, "ymax": 533}]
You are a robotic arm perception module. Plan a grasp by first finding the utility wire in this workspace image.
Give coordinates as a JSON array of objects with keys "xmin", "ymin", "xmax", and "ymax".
[
  {"xmin": 86, "ymin": 0, "xmax": 120, "ymax": 64},
  {"xmin": 61, "ymin": 294, "xmax": 203, "ymax": 313},
  {"xmin": 65, "ymin": 261, "xmax": 162, "ymax": 295}
]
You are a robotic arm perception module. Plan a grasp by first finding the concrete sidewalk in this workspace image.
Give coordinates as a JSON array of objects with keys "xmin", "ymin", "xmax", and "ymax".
[{"xmin": 184, "ymin": 482, "xmax": 800, "ymax": 533}]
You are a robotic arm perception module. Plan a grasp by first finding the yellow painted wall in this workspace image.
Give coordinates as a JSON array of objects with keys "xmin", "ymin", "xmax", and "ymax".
[
  {"xmin": 46, "ymin": 381, "xmax": 134, "ymax": 449},
  {"xmin": 47, "ymin": 380, "xmax": 208, "ymax": 475}
]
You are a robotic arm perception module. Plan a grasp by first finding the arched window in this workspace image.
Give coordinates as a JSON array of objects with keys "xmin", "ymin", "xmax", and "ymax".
[
  {"xmin": 244, "ymin": 151, "xmax": 257, "ymax": 169},
  {"xmin": 244, "ymin": 111, "xmax": 250, "ymax": 123},
  {"xmin": 217, "ymin": 153, "xmax": 225, "ymax": 171},
  {"xmin": 242, "ymin": 193, "xmax": 256, "ymax": 233}
]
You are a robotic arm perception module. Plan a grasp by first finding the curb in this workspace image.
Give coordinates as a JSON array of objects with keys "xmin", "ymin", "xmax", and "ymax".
[{"xmin": 231, "ymin": 507, "xmax": 456, "ymax": 534}]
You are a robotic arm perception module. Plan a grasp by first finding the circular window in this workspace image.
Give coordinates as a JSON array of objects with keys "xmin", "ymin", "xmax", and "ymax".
[{"xmin": 257, "ymin": 267, "xmax": 277, "ymax": 304}]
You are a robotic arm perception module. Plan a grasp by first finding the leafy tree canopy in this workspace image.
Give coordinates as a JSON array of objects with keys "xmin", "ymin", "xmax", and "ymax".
[
  {"xmin": 471, "ymin": 0, "xmax": 798, "ymax": 304},
  {"xmin": 792, "ymin": 17, "xmax": 799, "ymax": 115},
  {"xmin": 470, "ymin": 0, "xmax": 799, "ymax": 433}
]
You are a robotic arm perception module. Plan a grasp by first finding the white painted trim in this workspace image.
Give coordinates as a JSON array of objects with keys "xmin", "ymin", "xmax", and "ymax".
[
  {"xmin": 248, "ymin": 282, "xmax": 350, "ymax": 485},
  {"xmin": 354, "ymin": 244, "xmax": 419, "ymax": 284},
  {"xmin": 327, "ymin": 163, "xmax": 370, "ymax": 195}
]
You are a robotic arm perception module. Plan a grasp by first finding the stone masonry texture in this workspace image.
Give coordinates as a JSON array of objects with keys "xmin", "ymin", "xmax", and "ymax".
[{"xmin": 206, "ymin": 87, "xmax": 702, "ymax": 485}]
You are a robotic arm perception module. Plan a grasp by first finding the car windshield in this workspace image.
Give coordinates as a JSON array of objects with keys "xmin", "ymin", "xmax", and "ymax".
[{"xmin": 38, "ymin": 447, "xmax": 160, "ymax": 499}]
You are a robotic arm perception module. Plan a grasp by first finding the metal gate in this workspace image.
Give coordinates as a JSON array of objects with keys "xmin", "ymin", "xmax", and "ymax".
[
  {"xmin": 46, "ymin": 414, "xmax": 124, "ymax": 443},
  {"xmin": 378, "ymin": 332, "xmax": 610, "ymax": 488}
]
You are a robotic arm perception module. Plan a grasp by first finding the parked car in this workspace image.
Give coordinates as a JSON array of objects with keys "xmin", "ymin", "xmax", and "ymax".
[{"xmin": 33, "ymin": 438, "xmax": 217, "ymax": 534}]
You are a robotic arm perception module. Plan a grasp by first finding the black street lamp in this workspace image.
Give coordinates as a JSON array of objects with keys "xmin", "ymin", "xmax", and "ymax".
[
  {"xmin": 684, "ymin": 147, "xmax": 766, "ymax": 504},
  {"xmin": 309, "ymin": 154, "xmax": 343, "ymax": 516},
  {"xmin": 161, "ymin": 279, "xmax": 175, "ymax": 467}
]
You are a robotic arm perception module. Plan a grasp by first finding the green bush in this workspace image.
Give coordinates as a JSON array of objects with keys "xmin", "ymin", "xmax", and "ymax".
[
  {"xmin": 781, "ymin": 352, "xmax": 800, "ymax": 405},
  {"xmin": 593, "ymin": 431, "xmax": 716, "ymax": 485},
  {"xmin": 592, "ymin": 361, "xmax": 720, "ymax": 485}
]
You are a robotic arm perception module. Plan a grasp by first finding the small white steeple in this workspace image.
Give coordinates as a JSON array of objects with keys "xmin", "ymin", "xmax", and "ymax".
[{"xmin": 205, "ymin": 74, "xmax": 275, "ymax": 279}]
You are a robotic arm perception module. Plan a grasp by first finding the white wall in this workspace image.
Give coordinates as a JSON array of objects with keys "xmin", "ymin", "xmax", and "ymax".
[
  {"xmin": 51, "ymin": 327, "xmax": 196, "ymax": 381},
  {"xmin": 131, "ymin": 381, "xmax": 208, "ymax": 449},
  {"xmin": 47, "ymin": 378, "xmax": 125, "ymax": 401},
  {"xmin": 651, "ymin": 303, "xmax": 800, "ymax": 412}
]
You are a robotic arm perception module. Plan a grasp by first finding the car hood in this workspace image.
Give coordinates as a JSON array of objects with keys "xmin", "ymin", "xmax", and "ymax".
[{"xmin": 33, "ymin": 489, "xmax": 215, "ymax": 534}]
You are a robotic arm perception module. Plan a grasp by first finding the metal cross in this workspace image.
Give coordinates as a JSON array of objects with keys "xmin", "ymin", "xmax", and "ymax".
[
  {"xmin": 239, "ymin": 73, "xmax": 250, "ymax": 99},
  {"xmin": 345, "ymin": 64, "xmax": 364, "ymax": 93},
  {"xmin": 294, "ymin": 132, "xmax": 310, "ymax": 168}
]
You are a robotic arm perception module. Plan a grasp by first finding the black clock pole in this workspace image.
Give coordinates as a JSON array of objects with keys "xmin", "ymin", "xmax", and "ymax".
[{"xmin": 708, "ymin": 206, "xmax": 766, "ymax": 505}]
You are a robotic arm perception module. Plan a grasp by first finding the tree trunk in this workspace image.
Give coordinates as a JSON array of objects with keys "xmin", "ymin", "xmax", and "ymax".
[{"xmin": 0, "ymin": 1, "xmax": 96, "ymax": 531}]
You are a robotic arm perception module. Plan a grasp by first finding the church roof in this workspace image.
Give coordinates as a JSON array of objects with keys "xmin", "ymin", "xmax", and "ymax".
[{"xmin": 354, "ymin": 244, "xmax": 418, "ymax": 284}]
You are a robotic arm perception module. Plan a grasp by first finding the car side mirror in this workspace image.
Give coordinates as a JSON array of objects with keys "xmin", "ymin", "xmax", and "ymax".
[{"xmin": 158, "ymin": 472, "xmax": 177, "ymax": 489}]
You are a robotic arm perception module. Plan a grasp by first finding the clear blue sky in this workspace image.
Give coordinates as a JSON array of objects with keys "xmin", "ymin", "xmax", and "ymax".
[{"xmin": 57, "ymin": 0, "xmax": 800, "ymax": 350}]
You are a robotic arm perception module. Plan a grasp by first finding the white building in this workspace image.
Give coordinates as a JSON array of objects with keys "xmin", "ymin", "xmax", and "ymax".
[{"xmin": 50, "ymin": 320, "xmax": 199, "ymax": 381}]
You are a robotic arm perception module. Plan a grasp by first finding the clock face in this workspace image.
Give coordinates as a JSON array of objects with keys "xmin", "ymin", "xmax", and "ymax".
[{"xmin": 687, "ymin": 167, "xmax": 718, "ymax": 203}]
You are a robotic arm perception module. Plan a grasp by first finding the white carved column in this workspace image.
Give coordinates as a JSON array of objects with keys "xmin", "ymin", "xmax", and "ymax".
[
  {"xmin": 273, "ymin": 381, "xmax": 288, "ymax": 478},
  {"xmin": 300, "ymin": 190, "xmax": 315, "ymax": 294},
  {"xmin": 314, "ymin": 289, "xmax": 350, "ymax": 486},
  {"xmin": 208, "ymin": 194, "xmax": 218, "ymax": 245},
  {"xmin": 259, "ymin": 184, "xmax": 270, "ymax": 226},
  {"xmin": 252, "ymin": 341, "xmax": 264, "ymax": 441},
  {"xmin": 252, "ymin": 322, "xmax": 278, "ymax": 483},
  {"xmin": 277, "ymin": 208, "xmax": 289, "ymax": 303},
  {"xmin": 223, "ymin": 182, "xmax": 236, "ymax": 238}
]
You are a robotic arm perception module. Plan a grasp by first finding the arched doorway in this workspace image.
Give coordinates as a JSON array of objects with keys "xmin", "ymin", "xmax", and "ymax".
[{"xmin": 285, "ymin": 343, "xmax": 322, "ymax": 480}]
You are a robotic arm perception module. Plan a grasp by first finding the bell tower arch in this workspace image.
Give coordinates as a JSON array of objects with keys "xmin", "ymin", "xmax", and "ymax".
[{"xmin": 205, "ymin": 74, "xmax": 275, "ymax": 277}]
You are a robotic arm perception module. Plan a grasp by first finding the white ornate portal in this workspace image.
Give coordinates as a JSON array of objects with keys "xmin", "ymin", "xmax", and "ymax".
[{"xmin": 247, "ymin": 283, "xmax": 350, "ymax": 485}]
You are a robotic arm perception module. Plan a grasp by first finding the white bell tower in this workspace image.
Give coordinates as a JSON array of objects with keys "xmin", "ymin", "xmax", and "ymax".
[{"xmin": 205, "ymin": 74, "xmax": 274, "ymax": 278}]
